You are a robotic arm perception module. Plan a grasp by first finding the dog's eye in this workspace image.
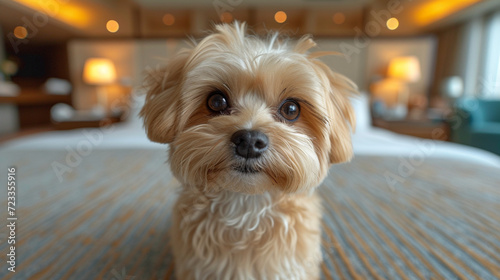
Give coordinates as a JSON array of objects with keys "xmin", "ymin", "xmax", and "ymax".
[
  {"xmin": 279, "ymin": 100, "xmax": 300, "ymax": 121},
  {"xmin": 207, "ymin": 92, "xmax": 228, "ymax": 113}
]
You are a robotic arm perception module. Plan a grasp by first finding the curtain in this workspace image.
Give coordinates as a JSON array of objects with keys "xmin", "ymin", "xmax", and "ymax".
[
  {"xmin": 479, "ymin": 10, "xmax": 500, "ymax": 98},
  {"xmin": 432, "ymin": 9, "xmax": 500, "ymax": 100}
]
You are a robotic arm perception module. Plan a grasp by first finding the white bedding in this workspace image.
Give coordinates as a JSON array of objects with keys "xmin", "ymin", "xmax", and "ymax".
[
  {"xmin": 2, "ymin": 93, "xmax": 500, "ymax": 168},
  {"xmin": 0, "ymin": 121, "xmax": 162, "ymax": 150},
  {"xmin": 2, "ymin": 119, "xmax": 500, "ymax": 168},
  {"xmin": 353, "ymin": 128, "xmax": 500, "ymax": 167}
]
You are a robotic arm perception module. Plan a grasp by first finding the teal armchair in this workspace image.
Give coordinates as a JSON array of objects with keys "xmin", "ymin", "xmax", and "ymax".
[{"xmin": 450, "ymin": 99, "xmax": 500, "ymax": 155}]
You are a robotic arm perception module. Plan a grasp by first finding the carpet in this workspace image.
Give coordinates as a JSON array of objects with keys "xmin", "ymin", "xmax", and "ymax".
[{"xmin": 1, "ymin": 149, "xmax": 499, "ymax": 279}]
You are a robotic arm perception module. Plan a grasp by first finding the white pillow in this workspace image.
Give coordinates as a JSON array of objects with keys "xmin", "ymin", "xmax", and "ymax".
[
  {"xmin": 350, "ymin": 92, "xmax": 371, "ymax": 131},
  {"xmin": 124, "ymin": 89, "xmax": 146, "ymax": 125}
]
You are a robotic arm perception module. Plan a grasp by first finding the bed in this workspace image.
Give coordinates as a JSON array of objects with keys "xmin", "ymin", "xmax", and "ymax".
[{"xmin": 1, "ymin": 95, "xmax": 499, "ymax": 280}]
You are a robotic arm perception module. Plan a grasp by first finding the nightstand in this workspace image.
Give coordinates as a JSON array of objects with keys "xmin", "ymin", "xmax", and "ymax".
[
  {"xmin": 0, "ymin": 88, "xmax": 72, "ymax": 129},
  {"xmin": 53, "ymin": 113, "xmax": 123, "ymax": 130},
  {"xmin": 0, "ymin": 114, "xmax": 123, "ymax": 143},
  {"xmin": 372, "ymin": 118, "xmax": 450, "ymax": 141}
]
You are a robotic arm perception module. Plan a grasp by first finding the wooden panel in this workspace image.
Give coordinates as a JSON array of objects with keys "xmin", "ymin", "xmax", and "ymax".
[
  {"xmin": 373, "ymin": 118, "xmax": 450, "ymax": 140},
  {"xmin": 0, "ymin": 88, "xmax": 72, "ymax": 129},
  {"xmin": 0, "ymin": 94, "xmax": 71, "ymax": 105},
  {"xmin": 53, "ymin": 116, "xmax": 122, "ymax": 130}
]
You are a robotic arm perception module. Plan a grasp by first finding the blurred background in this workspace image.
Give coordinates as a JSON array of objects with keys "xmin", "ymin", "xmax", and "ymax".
[
  {"xmin": 0, "ymin": 0, "xmax": 499, "ymax": 155},
  {"xmin": 1, "ymin": 2, "xmax": 500, "ymax": 279}
]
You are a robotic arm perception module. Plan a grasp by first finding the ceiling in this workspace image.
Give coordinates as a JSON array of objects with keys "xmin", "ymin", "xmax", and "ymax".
[
  {"xmin": 133, "ymin": 0, "xmax": 377, "ymax": 8},
  {"xmin": 135, "ymin": 0, "xmax": 373, "ymax": 7},
  {"xmin": 1, "ymin": 0, "xmax": 499, "ymax": 45}
]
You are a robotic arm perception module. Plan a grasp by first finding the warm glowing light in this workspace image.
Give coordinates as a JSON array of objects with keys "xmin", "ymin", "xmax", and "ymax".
[
  {"xmin": 371, "ymin": 78, "xmax": 405, "ymax": 107},
  {"xmin": 106, "ymin": 20, "xmax": 119, "ymax": 33},
  {"xmin": 332, "ymin": 12, "xmax": 345, "ymax": 25},
  {"xmin": 386, "ymin": 17, "xmax": 399, "ymax": 30},
  {"xmin": 414, "ymin": 0, "xmax": 480, "ymax": 25},
  {"xmin": 162, "ymin": 13, "xmax": 175, "ymax": 26},
  {"xmin": 14, "ymin": 26, "xmax": 28, "ymax": 39},
  {"xmin": 274, "ymin": 11, "xmax": 287, "ymax": 23},
  {"xmin": 1, "ymin": 60, "xmax": 18, "ymax": 76},
  {"xmin": 13, "ymin": 0, "xmax": 90, "ymax": 28},
  {"xmin": 220, "ymin": 12, "xmax": 233, "ymax": 23},
  {"xmin": 388, "ymin": 56, "xmax": 421, "ymax": 83},
  {"xmin": 83, "ymin": 58, "xmax": 117, "ymax": 85}
]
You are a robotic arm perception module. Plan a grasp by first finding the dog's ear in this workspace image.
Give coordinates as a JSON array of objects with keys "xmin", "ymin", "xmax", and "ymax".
[
  {"xmin": 140, "ymin": 50, "xmax": 191, "ymax": 143},
  {"xmin": 296, "ymin": 36, "xmax": 357, "ymax": 164},
  {"xmin": 307, "ymin": 58, "xmax": 357, "ymax": 164}
]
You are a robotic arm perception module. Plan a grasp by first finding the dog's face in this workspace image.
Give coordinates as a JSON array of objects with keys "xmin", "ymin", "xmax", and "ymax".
[{"xmin": 141, "ymin": 22, "xmax": 356, "ymax": 194}]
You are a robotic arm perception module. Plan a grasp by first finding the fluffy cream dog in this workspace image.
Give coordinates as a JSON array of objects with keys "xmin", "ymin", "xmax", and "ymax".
[{"xmin": 141, "ymin": 22, "xmax": 356, "ymax": 280}]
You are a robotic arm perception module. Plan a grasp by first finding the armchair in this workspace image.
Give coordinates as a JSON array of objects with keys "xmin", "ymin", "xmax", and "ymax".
[{"xmin": 450, "ymin": 99, "xmax": 500, "ymax": 155}]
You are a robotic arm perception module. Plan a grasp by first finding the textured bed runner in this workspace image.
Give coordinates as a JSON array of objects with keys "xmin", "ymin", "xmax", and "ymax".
[{"xmin": 1, "ymin": 149, "xmax": 499, "ymax": 280}]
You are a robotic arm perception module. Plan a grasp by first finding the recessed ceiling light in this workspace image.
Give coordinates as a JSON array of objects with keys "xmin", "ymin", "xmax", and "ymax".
[
  {"xmin": 332, "ymin": 12, "xmax": 345, "ymax": 25},
  {"xmin": 387, "ymin": 17, "xmax": 399, "ymax": 30},
  {"xmin": 163, "ymin": 14, "xmax": 175, "ymax": 26},
  {"xmin": 106, "ymin": 20, "xmax": 119, "ymax": 33},
  {"xmin": 220, "ymin": 12, "xmax": 233, "ymax": 23},
  {"xmin": 274, "ymin": 11, "xmax": 287, "ymax": 23},
  {"xmin": 14, "ymin": 26, "xmax": 28, "ymax": 39}
]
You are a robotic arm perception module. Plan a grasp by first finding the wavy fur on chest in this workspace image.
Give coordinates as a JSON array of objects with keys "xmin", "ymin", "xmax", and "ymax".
[{"xmin": 171, "ymin": 188, "xmax": 322, "ymax": 280}]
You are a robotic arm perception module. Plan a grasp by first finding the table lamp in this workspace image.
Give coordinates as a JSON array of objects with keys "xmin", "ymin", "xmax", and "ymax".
[
  {"xmin": 370, "ymin": 57, "xmax": 421, "ymax": 120},
  {"xmin": 388, "ymin": 56, "xmax": 421, "ymax": 118},
  {"xmin": 388, "ymin": 56, "xmax": 420, "ymax": 82},
  {"xmin": 387, "ymin": 56, "xmax": 421, "ymax": 102},
  {"xmin": 83, "ymin": 58, "xmax": 116, "ymax": 114}
]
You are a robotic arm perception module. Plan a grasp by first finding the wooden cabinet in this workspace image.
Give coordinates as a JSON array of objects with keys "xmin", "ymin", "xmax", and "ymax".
[
  {"xmin": 53, "ymin": 114, "xmax": 122, "ymax": 130},
  {"xmin": 372, "ymin": 118, "xmax": 450, "ymax": 141},
  {"xmin": 0, "ymin": 89, "xmax": 72, "ymax": 129}
]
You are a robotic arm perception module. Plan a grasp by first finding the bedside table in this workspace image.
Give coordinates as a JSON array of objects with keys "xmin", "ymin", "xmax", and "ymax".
[
  {"xmin": 0, "ymin": 88, "xmax": 72, "ymax": 129},
  {"xmin": 372, "ymin": 118, "xmax": 450, "ymax": 141},
  {"xmin": 53, "ymin": 114, "xmax": 123, "ymax": 130},
  {"xmin": 0, "ymin": 114, "xmax": 123, "ymax": 142}
]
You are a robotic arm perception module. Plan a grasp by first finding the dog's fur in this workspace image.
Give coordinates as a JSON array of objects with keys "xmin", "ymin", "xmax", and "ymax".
[{"xmin": 141, "ymin": 22, "xmax": 357, "ymax": 280}]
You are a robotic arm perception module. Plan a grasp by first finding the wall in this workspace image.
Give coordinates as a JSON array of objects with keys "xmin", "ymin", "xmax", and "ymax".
[
  {"xmin": 68, "ymin": 39, "xmax": 194, "ymax": 110},
  {"xmin": 68, "ymin": 40, "xmax": 137, "ymax": 110},
  {"xmin": 0, "ymin": 24, "xmax": 5, "ymax": 66},
  {"xmin": 365, "ymin": 37, "xmax": 437, "ymax": 97},
  {"xmin": 315, "ymin": 38, "xmax": 368, "ymax": 90},
  {"xmin": 0, "ymin": 24, "xmax": 20, "ymax": 135},
  {"xmin": 68, "ymin": 37, "xmax": 436, "ymax": 110},
  {"xmin": 134, "ymin": 39, "xmax": 193, "ymax": 86}
]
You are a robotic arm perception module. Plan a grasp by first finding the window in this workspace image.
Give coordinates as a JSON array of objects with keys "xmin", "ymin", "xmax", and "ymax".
[{"xmin": 480, "ymin": 10, "xmax": 500, "ymax": 98}]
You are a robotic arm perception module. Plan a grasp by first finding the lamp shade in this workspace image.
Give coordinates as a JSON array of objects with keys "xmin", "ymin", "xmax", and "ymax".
[
  {"xmin": 388, "ymin": 56, "xmax": 421, "ymax": 82},
  {"xmin": 371, "ymin": 78, "xmax": 405, "ymax": 107},
  {"xmin": 83, "ymin": 58, "xmax": 116, "ymax": 85}
]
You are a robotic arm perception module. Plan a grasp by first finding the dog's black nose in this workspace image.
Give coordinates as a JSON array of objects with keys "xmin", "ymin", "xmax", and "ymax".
[{"xmin": 230, "ymin": 130, "xmax": 269, "ymax": 159}]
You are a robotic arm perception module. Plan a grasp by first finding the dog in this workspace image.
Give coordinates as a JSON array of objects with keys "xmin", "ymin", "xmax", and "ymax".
[{"xmin": 141, "ymin": 22, "xmax": 357, "ymax": 280}]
